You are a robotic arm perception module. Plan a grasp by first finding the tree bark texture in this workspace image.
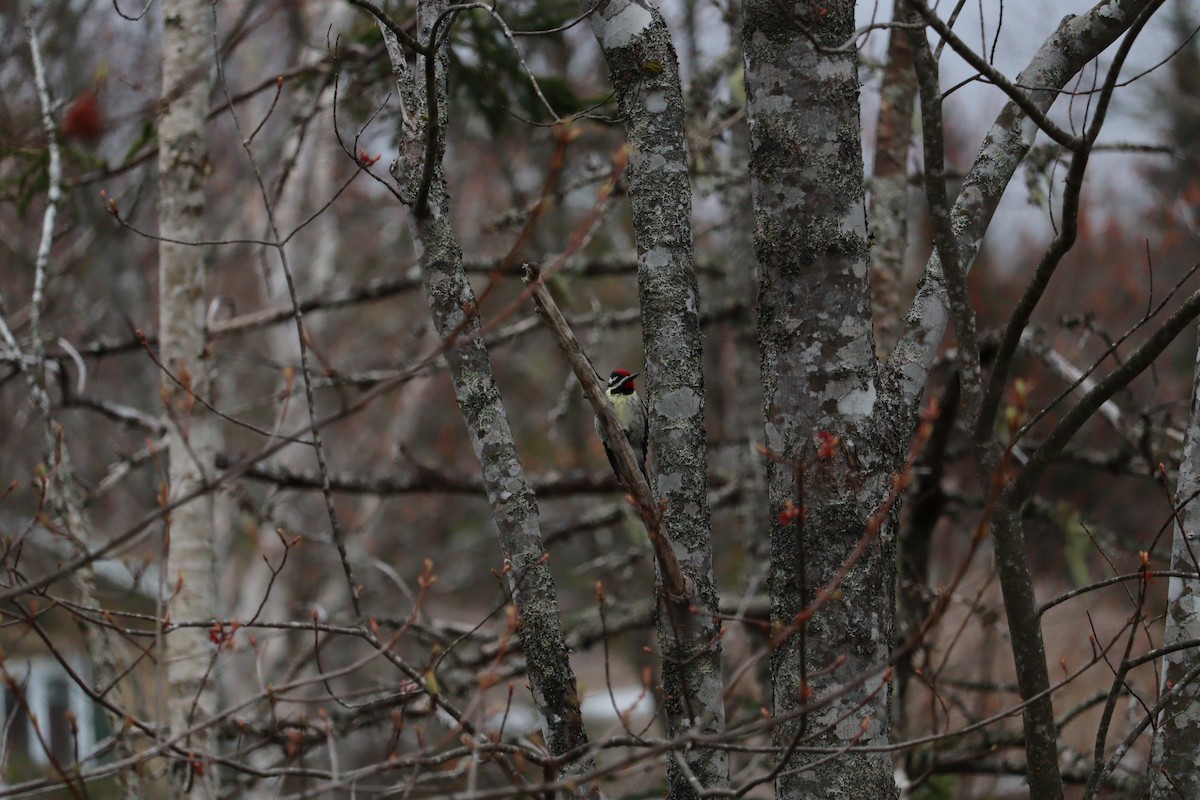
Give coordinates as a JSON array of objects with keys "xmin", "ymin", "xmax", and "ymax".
[
  {"xmin": 584, "ymin": 1, "xmax": 728, "ymax": 796},
  {"xmin": 742, "ymin": 1, "xmax": 900, "ymax": 797},
  {"xmin": 869, "ymin": 0, "xmax": 917, "ymax": 359},
  {"xmin": 381, "ymin": 6, "xmax": 597, "ymax": 795},
  {"xmin": 1150, "ymin": 324, "xmax": 1200, "ymax": 798},
  {"xmin": 158, "ymin": 0, "xmax": 219, "ymax": 793}
]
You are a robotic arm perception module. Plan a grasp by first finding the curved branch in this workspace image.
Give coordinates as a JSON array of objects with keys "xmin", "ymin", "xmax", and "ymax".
[{"xmin": 888, "ymin": 0, "xmax": 1154, "ymax": 421}]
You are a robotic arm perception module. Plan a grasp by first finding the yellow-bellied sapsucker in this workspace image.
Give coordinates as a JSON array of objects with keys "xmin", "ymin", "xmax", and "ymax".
[{"xmin": 595, "ymin": 368, "xmax": 648, "ymax": 481}]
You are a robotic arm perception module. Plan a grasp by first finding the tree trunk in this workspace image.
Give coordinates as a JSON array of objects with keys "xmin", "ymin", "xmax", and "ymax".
[
  {"xmin": 584, "ymin": 2, "xmax": 729, "ymax": 796},
  {"xmin": 869, "ymin": 0, "xmax": 917, "ymax": 358},
  {"xmin": 380, "ymin": 5, "xmax": 597, "ymax": 794},
  {"xmin": 1150, "ymin": 325, "xmax": 1200, "ymax": 798},
  {"xmin": 742, "ymin": 1, "xmax": 900, "ymax": 796},
  {"xmin": 158, "ymin": 0, "xmax": 219, "ymax": 793}
]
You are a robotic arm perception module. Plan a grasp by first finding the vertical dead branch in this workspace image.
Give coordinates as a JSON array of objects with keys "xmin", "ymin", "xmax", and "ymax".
[
  {"xmin": 21, "ymin": 15, "xmax": 138, "ymax": 797},
  {"xmin": 870, "ymin": 0, "xmax": 917, "ymax": 358},
  {"xmin": 907, "ymin": 11, "xmax": 1057, "ymax": 795}
]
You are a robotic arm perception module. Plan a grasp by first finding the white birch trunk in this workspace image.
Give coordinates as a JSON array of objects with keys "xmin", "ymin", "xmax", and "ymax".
[{"xmin": 159, "ymin": 1, "xmax": 219, "ymax": 793}]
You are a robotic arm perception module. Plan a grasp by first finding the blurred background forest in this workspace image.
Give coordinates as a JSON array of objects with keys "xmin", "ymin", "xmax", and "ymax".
[{"xmin": 1, "ymin": 0, "xmax": 1199, "ymax": 797}]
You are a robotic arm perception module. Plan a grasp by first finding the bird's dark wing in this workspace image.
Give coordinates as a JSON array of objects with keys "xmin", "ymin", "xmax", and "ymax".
[{"xmin": 604, "ymin": 445, "xmax": 622, "ymax": 483}]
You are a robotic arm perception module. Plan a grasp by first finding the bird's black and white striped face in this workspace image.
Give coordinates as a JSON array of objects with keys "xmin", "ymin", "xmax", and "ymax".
[{"xmin": 608, "ymin": 369, "xmax": 638, "ymax": 395}]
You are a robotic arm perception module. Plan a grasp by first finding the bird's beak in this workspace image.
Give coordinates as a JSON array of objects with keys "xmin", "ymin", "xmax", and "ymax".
[{"xmin": 630, "ymin": 373, "xmax": 640, "ymax": 380}]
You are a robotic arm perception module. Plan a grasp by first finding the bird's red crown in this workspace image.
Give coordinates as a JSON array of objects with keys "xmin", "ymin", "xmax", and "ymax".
[{"xmin": 608, "ymin": 369, "xmax": 638, "ymax": 394}]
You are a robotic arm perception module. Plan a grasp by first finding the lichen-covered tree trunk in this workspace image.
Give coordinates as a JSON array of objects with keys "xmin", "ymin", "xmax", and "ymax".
[
  {"xmin": 742, "ymin": 1, "xmax": 900, "ymax": 797},
  {"xmin": 583, "ymin": 2, "xmax": 727, "ymax": 796},
  {"xmin": 158, "ymin": 0, "xmax": 219, "ymax": 792},
  {"xmin": 1150, "ymin": 325, "xmax": 1200, "ymax": 798},
  {"xmin": 379, "ymin": 5, "xmax": 597, "ymax": 794}
]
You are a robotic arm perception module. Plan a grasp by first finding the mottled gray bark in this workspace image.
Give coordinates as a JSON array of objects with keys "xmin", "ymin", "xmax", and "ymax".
[
  {"xmin": 742, "ymin": 1, "xmax": 899, "ymax": 797},
  {"xmin": 888, "ymin": 0, "xmax": 1153, "ymax": 415},
  {"xmin": 869, "ymin": 0, "xmax": 917, "ymax": 358},
  {"xmin": 1149, "ymin": 327, "xmax": 1200, "ymax": 799},
  {"xmin": 378, "ymin": 6, "xmax": 597, "ymax": 794},
  {"xmin": 717, "ymin": 16, "xmax": 770, "ymax": 713},
  {"xmin": 583, "ymin": 2, "xmax": 728, "ymax": 796},
  {"xmin": 878, "ymin": 18, "xmax": 921, "ymax": 753},
  {"xmin": 728, "ymin": 115, "xmax": 769, "ymax": 624},
  {"xmin": 159, "ymin": 0, "xmax": 219, "ymax": 794}
]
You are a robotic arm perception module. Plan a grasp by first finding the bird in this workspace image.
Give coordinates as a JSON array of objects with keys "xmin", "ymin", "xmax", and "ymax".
[{"xmin": 594, "ymin": 368, "xmax": 648, "ymax": 484}]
